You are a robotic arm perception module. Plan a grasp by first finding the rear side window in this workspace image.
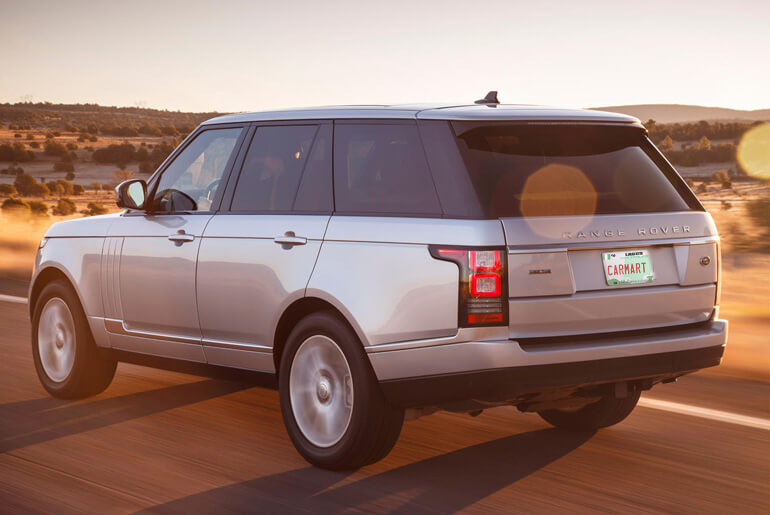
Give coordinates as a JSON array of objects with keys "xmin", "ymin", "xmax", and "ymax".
[
  {"xmin": 333, "ymin": 123, "xmax": 441, "ymax": 216},
  {"xmin": 231, "ymin": 125, "xmax": 318, "ymax": 212},
  {"xmin": 452, "ymin": 124, "xmax": 701, "ymax": 218}
]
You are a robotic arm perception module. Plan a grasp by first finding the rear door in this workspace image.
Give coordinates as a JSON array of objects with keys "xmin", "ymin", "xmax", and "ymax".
[
  {"xmin": 440, "ymin": 122, "xmax": 719, "ymax": 338},
  {"xmin": 196, "ymin": 122, "xmax": 333, "ymax": 371}
]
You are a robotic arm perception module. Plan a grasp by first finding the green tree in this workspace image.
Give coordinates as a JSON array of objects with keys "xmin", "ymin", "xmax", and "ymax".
[
  {"xmin": 72, "ymin": 184, "xmax": 85, "ymax": 195},
  {"xmin": 698, "ymin": 136, "xmax": 712, "ymax": 151}
]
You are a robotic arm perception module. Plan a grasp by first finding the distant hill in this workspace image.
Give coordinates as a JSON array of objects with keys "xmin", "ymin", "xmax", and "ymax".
[
  {"xmin": 590, "ymin": 104, "xmax": 770, "ymax": 124},
  {"xmin": 0, "ymin": 102, "xmax": 220, "ymax": 131}
]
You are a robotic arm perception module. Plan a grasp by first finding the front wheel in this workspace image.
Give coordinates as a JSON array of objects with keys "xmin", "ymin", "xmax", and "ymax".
[
  {"xmin": 32, "ymin": 280, "xmax": 117, "ymax": 399},
  {"xmin": 279, "ymin": 311, "xmax": 404, "ymax": 470},
  {"xmin": 537, "ymin": 390, "xmax": 641, "ymax": 431}
]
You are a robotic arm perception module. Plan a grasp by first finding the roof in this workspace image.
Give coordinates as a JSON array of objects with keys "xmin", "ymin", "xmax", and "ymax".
[{"xmin": 201, "ymin": 104, "xmax": 642, "ymax": 126}]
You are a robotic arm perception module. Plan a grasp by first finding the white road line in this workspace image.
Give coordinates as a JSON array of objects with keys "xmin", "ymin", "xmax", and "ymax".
[
  {"xmin": 639, "ymin": 397, "xmax": 770, "ymax": 431},
  {"xmin": 0, "ymin": 294, "xmax": 27, "ymax": 305}
]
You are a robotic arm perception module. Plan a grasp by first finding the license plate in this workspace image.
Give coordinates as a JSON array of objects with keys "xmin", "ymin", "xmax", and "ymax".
[{"xmin": 602, "ymin": 249, "xmax": 654, "ymax": 286}]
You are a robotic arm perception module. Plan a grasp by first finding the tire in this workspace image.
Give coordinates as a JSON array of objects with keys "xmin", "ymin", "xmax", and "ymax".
[
  {"xmin": 279, "ymin": 311, "xmax": 404, "ymax": 470},
  {"xmin": 32, "ymin": 280, "xmax": 117, "ymax": 399},
  {"xmin": 537, "ymin": 390, "xmax": 641, "ymax": 431}
]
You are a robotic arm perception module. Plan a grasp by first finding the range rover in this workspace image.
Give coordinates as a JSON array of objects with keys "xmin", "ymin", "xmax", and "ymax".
[{"xmin": 29, "ymin": 93, "xmax": 727, "ymax": 469}]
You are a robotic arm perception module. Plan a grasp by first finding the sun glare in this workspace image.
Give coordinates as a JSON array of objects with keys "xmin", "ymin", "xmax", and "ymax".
[{"xmin": 737, "ymin": 123, "xmax": 770, "ymax": 180}]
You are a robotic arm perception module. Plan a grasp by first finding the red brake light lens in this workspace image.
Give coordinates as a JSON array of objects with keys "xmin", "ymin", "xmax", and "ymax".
[{"xmin": 470, "ymin": 273, "xmax": 501, "ymax": 297}]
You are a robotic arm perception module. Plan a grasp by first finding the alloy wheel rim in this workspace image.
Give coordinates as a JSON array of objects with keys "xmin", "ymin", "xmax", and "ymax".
[
  {"xmin": 38, "ymin": 297, "xmax": 76, "ymax": 383},
  {"xmin": 289, "ymin": 335, "xmax": 354, "ymax": 448}
]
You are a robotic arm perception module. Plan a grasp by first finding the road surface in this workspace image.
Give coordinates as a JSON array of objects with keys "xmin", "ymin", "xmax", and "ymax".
[{"xmin": 0, "ymin": 296, "xmax": 768, "ymax": 514}]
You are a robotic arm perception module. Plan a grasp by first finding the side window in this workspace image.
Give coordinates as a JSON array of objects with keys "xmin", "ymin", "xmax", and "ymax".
[
  {"xmin": 333, "ymin": 123, "xmax": 441, "ymax": 216},
  {"xmin": 152, "ymin": 128, "xmax": 242, "ymax": 212},
  {"xmin": 231, "ymin": 125, "xmax": 318, "ymax": 212},
  {"xmin": 294, "ymin": 124, "xmax": 333, "ymax": 212}
]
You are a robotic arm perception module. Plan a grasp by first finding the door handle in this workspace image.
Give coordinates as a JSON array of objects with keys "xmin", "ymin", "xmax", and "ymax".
[
  {"xmin": 168, "ymin": 231, "xmax": 195, "ymax": 243},
  {"xmin": 274, "ymin": 231, "xmax": 307, "ymax": 247}
]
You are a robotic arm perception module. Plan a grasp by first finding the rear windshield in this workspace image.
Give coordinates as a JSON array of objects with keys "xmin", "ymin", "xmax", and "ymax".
[{"xmin": 452, "ymin": 124, "xmax": 700, "ymax": 218}]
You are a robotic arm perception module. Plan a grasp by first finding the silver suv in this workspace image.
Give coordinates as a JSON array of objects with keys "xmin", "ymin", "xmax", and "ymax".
[{"xmin": 29, "ymin": 94, "xmax": 727, "ymax": 469}]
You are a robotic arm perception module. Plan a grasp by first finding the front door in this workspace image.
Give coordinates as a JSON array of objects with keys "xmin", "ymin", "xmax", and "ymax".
[{"xmin": 105, "ymin": 126, "xmax": 246, "ymax": 360}]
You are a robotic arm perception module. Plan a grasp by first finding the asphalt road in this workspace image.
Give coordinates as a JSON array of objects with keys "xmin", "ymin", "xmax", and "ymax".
[{"xmin": 1, "ymin": 298, "xmax": 768, "ymax": 514}]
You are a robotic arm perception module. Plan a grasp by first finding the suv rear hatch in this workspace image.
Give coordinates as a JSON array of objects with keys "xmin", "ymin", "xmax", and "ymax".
[{"xmin": 451, "ymin": 123, "xmax": 719, "ymax": 338}]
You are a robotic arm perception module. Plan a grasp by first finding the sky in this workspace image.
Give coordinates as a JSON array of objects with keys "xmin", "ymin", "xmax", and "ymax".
[{"xmin": 1, "ymin": 0, "xmax": 769, "ymax": 113}]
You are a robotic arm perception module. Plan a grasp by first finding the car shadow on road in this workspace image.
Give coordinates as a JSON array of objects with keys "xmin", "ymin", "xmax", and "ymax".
[
  {"xmin": 144, "ymin": 427, "xmax": 593, "ymax": 514},
  {"xmin": 0, "ymin": 379, "xmax": 251, "ymax": 453}
]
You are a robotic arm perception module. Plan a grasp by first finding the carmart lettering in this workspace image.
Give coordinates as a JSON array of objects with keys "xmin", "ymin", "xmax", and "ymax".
[{"xmin": 607, "ymin": 262, "xmax": 646, "ymax": 277}]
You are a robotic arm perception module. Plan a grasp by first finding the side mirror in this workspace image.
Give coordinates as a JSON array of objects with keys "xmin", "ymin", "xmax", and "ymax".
[{"xmin": 115, "ymin": 179, "xmax": 147, "ymax": 210}]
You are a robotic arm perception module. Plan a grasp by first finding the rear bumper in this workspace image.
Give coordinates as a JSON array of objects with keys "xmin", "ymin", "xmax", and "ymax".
[{"xmin": 371, "ymin": 319, "xmax": 727, "ymax": 407}]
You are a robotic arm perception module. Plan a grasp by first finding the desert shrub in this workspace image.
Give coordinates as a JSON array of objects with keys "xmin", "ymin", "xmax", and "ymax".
[
  {"xmin": 28, "ymin": 200, "xmax": 49, "ymax": 217},
  {"xmin": 53, "ymin": 198, "xmax": 77, "ymax": 216},
  {"xmin": 138, "ymin": 124, "xmax": 163, "ymax": 137},
  {"xmin": 14, "ymin": 133, "xmax": 22, "ymax": 138},
  {"xmin": 72, "ymin": 184, "xmax": 85, "ymax": 195},
  {"xmin": 89, "ymin": 136, "xmax": 98, "ymax": 142},
  {"xmin": 93, "ymin": 143, "xmax": 136, "ymax": 167},
  {"xmin": 53, "ymin": 161, "xmax": 75, "ymax": 173},
  {"xmin": 0, "ymin": 184, "xmax": 17, "ymax": 196},
  {"xmin": 44, "ymin": 140, "xmax": 68, "ymax": 157},
  {"xmin": 48, "ymin": 179, "xmax": 74, "ymax": 196},
  {"xmin": 26, "ymin": 133, "xmax": 34, "ymax": 140},
  {"xmin": 85, "ymin": 202, "xmax": 108, "ymax": 216},
  {"xmin": 29, "ymin": 141, "xmax": 40, "ymax": 149},
  {"xmin": 66, "ymin": 142, "xmax": 78, "ymax": 151},
  {"xmin": 1, "ymin": 197, "xmax": 30, "ymax": 217},
  {"xmin": 45, "ymin": 132, "xmax": 55, "ymax": 139},
  {"xmin": 6, "ymin": 164, "xmax": 24, "ymax": 175},
  {"xmin": 0, "ymin": 143, "xmax": 35, "ymax": 162},
  {"xmin": 52, "ymin": 131, "xmax": 61, "ymax": 137},
  {"xmin": 66, "ymin": 172, "xmax": 76, "ymax": 181},
  {"xmin": 89, "ymin": 182, "xmax": 101, "ymax": 191},
  {"xmin": 696, "ymin": 183, "xmax": 708, "ymax": 194},
  {"xmin": 63, "ymin": 123, "xmax": 77, "ymax": 132},
  {"xmin": 77, "ymin": 133, "xmax": 89, "ymax": 142},
  {"xmin": 135, "ymin": 146, "xmax": 149, "ymax": 161},
  {"xmin": 721, "ymin": 200, "xmax": 732, "ymax": 211},
  {"xmin": 14, "ymin": 172, "xmax": 49, "ymax": 197},
  {"xmin": 712, "ymin": 170, "xmax": 732, "ymax": 189}
]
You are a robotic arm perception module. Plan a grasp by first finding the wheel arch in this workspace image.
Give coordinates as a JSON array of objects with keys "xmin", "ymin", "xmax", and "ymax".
[
  {"xmin": 29, "ymin": 266, "xmax": 80, "ymax": 318},
  {"xmin": 273, "ymin": 296, "xmax": 368, "ymax": 376}
]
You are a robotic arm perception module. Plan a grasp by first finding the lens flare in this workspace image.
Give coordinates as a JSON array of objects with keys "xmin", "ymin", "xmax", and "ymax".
[
  {"xmin": 520, "ymin": 163, "xmax": 597, "ymax": 218},
  {"xmin": 737, "ymin": 123, "xmax": 770, "ymax": 180}
]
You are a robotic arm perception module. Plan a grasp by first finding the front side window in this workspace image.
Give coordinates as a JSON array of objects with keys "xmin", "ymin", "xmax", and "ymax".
[
  {"xmin": 231, "ymin": 125, "xmax": 318, "ymax": 212},
  {"xmin": 333, "ymin": 123, "xmax": 441, "ymax": 216},
  {"xmin": 152, "ymin": 128, "xmax": 242, "ymax": 212}
]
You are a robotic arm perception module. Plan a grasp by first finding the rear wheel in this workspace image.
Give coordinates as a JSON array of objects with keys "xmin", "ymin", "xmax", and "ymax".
[
  {"xmin": 537, "ymin": 391, "xmax": 641, "ymax": 431},
  {"xmin": 32, "ymin": 280, "xmax": 116, "ymax": 399},
  {"xmin": 279, "ymin": 311, "xmax": 404, "ymax": 470}
]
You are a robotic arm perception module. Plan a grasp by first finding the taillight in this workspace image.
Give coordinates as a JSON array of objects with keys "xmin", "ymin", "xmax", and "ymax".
[{"xmin": 429, "ymin": 246, "xmax": 508, "ymax": 327}]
